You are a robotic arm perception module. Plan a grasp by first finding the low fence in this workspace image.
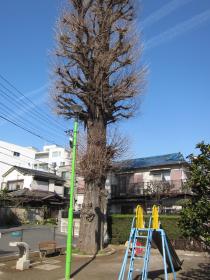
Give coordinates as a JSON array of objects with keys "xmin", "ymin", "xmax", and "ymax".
[
  {"xmin": 60, "ymin": 218, "xmax": 80, "ymax": 236},
  {"xmin": 111, "ymin": 180, "xmax": 190, "ymax": 198},
  {"xmin": 0, "ymin": 226, "xmax": 66, "ymax": 257}
]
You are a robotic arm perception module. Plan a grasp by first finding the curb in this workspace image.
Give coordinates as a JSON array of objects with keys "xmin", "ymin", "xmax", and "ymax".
[
  {"xmin": 72, "ymin": 247, "xmax": 116, "ymax": 258},
  {"xmin": 117, "ymin": 245, "xmax": 209, "ymax": 258},
  {"xmin": 175, "ymin": 250, "xmax": 209, "ymax": 258},
  {"xmin": 0, "ymin": 251, "xmax": 40, "ymax": 262},
  {"xmin": 0, "ymin": 247, "xmax": 116, "ymax": 262}
]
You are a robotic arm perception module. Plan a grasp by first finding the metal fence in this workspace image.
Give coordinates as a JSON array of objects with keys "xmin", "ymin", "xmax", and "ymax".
[
  {"xmin": 111, "ymin": 180, "xmax": 190, "ymax": 198},
  {"xmin": 0, "ymin": 225, "xmax": 66, "ymax": 257}
]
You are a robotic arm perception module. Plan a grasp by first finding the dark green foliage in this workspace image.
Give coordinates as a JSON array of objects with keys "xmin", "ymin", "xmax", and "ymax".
[
  {"xmin": 108, "ymin": 215, "xmax": 181, "ymax": 244},
  {"xmin": 0, "ymin": 188, "xmax": 8, "ymax": 197},
  {"xmin": 179, "ymin": 142, "xmax": 210, "ymax": 246},
  {"xmin": 43, "ymin": 218, "xmax": 57, "ymax": 225},
  {"xmin": 0, "ymin": 208, "xmax": 21, "ymax": 226}
]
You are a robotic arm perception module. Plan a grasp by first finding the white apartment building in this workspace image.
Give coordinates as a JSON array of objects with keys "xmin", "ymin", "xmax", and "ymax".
[
  {"xmin": 34, "ymin": 145, "xmax": 71, "ymax": 172},
  {"xmin": 0, "ymin": 140, "xmax": 37, "ymax": 186},
  {"xmin": 0, "ymin": 141, "xmax": 71, "ymax": 191}
]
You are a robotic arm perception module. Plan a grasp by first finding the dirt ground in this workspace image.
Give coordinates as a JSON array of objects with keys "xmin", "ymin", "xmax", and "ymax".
[{"xmin": 0, "ymin": 247, "xmax": 209, "ymax": 280}]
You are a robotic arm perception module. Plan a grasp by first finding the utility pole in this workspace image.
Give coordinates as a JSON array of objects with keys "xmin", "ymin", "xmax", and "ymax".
[
  {"xmin": 65, "ymin": 120, "xmax": 78, "ymax": 280},
  {"xmin": 65, "ymin": 105, "xmax": 82, "ymax": 280}
]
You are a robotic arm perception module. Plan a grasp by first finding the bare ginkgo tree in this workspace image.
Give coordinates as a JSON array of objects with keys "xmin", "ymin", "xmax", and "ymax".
[{"xmin": 53, "ymin": 0, "xmax": 145, "ymax": 254}]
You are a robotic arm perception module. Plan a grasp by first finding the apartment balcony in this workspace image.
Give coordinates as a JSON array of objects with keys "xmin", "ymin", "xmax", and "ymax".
[{"xmin": 110, "ymin": 180, "xmax": 190, "ymax": 199}]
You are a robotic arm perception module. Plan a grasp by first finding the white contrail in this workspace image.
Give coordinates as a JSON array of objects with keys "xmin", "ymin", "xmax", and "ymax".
[
  {"xmin": 141, "ymin": 0, "xmax": 192, "ymax": 28},
  {"xmin": 145, "ymin": 9, "xmax": 210, "ymax": 50},
  {"xmin": 18, "ymin": 83, "xmax": 48, "ymax": 100}
]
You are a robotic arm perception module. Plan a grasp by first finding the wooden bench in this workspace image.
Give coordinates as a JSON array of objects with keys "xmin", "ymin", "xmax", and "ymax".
[{"xmin": 38, "ymin": 241, "xmax": 65, "ymax": 260}]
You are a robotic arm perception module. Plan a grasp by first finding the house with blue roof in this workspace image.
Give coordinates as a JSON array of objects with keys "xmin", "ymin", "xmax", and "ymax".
[{"xmin": 107, "ymin": 153, "xmax": 190, "ymax": 214}]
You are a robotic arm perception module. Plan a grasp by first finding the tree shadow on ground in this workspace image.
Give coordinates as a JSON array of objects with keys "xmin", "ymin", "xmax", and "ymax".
[
  {"xmin": 71, "ymin": 206, "xmax": 105, "ymax": 278},
  {"xmin": 133, "ymin": 269, "xmax": 166, "ymax": 280},
  {"xmin": 71, "ymin": 254, "xmax": 96, "ymax": 278},
  {"xmin": 178, "ymin": 263, "xmax": 210, "ymax": 280},
  {"xmin": 133, "ymin": 262, "xmax": 210, "ymax": 280},
  {"xmin": 0, "ymin": 250, "xmax": 16, "ymax": 256}
]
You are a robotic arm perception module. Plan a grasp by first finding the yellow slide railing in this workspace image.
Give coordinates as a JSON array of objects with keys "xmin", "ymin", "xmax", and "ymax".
[
  {"xmin": 152, "ymin": 205, "xmax": 159, "ymax": 229},
  {"xmin": 136, "ymin": 205, "xmax": 144, "ymax": 228}
]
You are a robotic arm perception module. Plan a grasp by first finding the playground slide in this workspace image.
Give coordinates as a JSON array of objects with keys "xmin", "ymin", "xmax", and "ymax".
[{"xmin": 152, "ymin": 227, "xmax": 183, "ymax": 271}]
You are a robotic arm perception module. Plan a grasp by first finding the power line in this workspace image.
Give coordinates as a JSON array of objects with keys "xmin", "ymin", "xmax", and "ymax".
[
  {"xmin": 0, "ymin": 151, "xmax": 33, "ymax": 165},
  {"xmin": 0, "ymin": 151, "xmax": 53, "ymax": 173},
  {"xmin": 0, "ymin": 81, "xmax": 65, "ymax": 134},
  {"xmin": 0, "ymin": 74, "xmax": 65, "ymax": 132},
  {"xmin": 0, "ymin": 160, "xmax": 48, "ymax": 171},
  {"xmin": 0, "ymin": 87, "xmax": 65, "ymax": 139},
  {"xmin": 0, "ymin": 160, "xmax": 19, "ymax": 168},
  {"xmin": 0, "ymin": 145, "xmax": 48, "ymax": 165},
  {"xmin": 0, "ymin": 113, "xmax": 61, "ymax": 145},
  {"xmin": 0, "ymin": 102, "xmax": 62, "ymax": 145}
]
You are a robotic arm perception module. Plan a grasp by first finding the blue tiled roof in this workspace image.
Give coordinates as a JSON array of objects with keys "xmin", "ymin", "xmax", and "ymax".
[{"xmin": 118, "ymin": 153, "xmax": 186, "ymax": 171}]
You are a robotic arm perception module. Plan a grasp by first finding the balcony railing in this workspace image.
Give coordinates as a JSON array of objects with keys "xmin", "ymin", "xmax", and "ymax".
[{"xmin": 111, "ymin": 180, "xmax": 190, "ymax": 198}]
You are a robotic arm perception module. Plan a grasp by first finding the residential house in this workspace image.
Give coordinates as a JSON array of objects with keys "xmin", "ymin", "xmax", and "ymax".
[
  {"xmin": 1, "ymin": 166, "xmax": 65, "ymax": 196},
  {"xmin": 59, "ymin": 153, "xmax": 189, "ymax": 215},
  {"xmin": 0, "ymin": 141, "xmax": 71, "ymax": 185},
  {"xmin": 107, "ymin": 153, "xmax": 189, "ymax": 214}
]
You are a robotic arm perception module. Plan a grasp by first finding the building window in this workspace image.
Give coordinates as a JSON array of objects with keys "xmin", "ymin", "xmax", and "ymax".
[
  {"xmin": 151, "ymin": 172, "xmax": 162, "ymax": 181},
  {"xmin": 52, "ymin": 151, "xmax": 61, "ymax": 157},
  {"xmin": 39, "ymin": 163, "xmax": 48, "ymax": 170},
  {"xmin": 7, "ymin": 180, "xmax": 23, "ymax": 191},
  {"xmin": 62, "ymin": 171, "xmax": 68, "ymax": 179},
  {"xmin": 13, "ymin": 151, "xmax": 20, "ymax": 157},
  {"xmin": 118, "ymin": 175, "xmax": 127, "ymax": 194},
  {"xmin": 150, "ymin": 170, "xmax": 171, "ymax": 181},
  {"xmin": 64, "ymin": 187, "xmax": 69, "ymax": 197}
]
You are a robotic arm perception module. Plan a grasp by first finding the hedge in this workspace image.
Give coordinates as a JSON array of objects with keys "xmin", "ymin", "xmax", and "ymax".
[{"xmin": 108, "ymin": 215, "xmax": 182, "ymax": 244}]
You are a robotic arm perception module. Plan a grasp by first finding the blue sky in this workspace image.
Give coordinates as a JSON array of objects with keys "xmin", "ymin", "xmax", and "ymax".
[{"xmin": 0, "ymin": 0, "xmax": 209, "ymax": 158}]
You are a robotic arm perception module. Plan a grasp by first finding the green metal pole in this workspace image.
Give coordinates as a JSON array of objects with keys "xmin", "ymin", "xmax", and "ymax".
[{"xmin": 65, "ymin": 119, "xmax": 78, "ymax": 280}]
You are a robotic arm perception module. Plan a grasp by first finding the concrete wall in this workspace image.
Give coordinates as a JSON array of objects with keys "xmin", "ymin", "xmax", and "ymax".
[{"xmin": 0, "ymin": 207, "xmax": 45, "ymax": 226}]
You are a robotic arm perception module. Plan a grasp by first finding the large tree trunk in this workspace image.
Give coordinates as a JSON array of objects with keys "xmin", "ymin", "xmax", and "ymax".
[
  {"xmin": 78, "ymin": 119, "xmax": 108, "ymax": 254},
  {"xmin": 78, "ymin": 180, "xmax": 107, "ymax": 254}
]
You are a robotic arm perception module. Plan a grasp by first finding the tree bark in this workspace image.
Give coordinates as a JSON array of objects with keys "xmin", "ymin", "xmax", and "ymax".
[
  {"xmin": 78, "ymin": 118, "xmax": 108, "ymax": 254},
  {"xmin": 78, "ymin": 181, "xmax": 107, "ymax": 254}
]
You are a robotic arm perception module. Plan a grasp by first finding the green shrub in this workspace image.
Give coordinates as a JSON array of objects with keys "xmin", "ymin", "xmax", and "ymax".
[
  {"xmin": 108, "ymin": 215, "xmax": 181, "ymax": 244},
  {"xmin": 43, "ymin": 218, "xmax": 57, "ymax": 225}
]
